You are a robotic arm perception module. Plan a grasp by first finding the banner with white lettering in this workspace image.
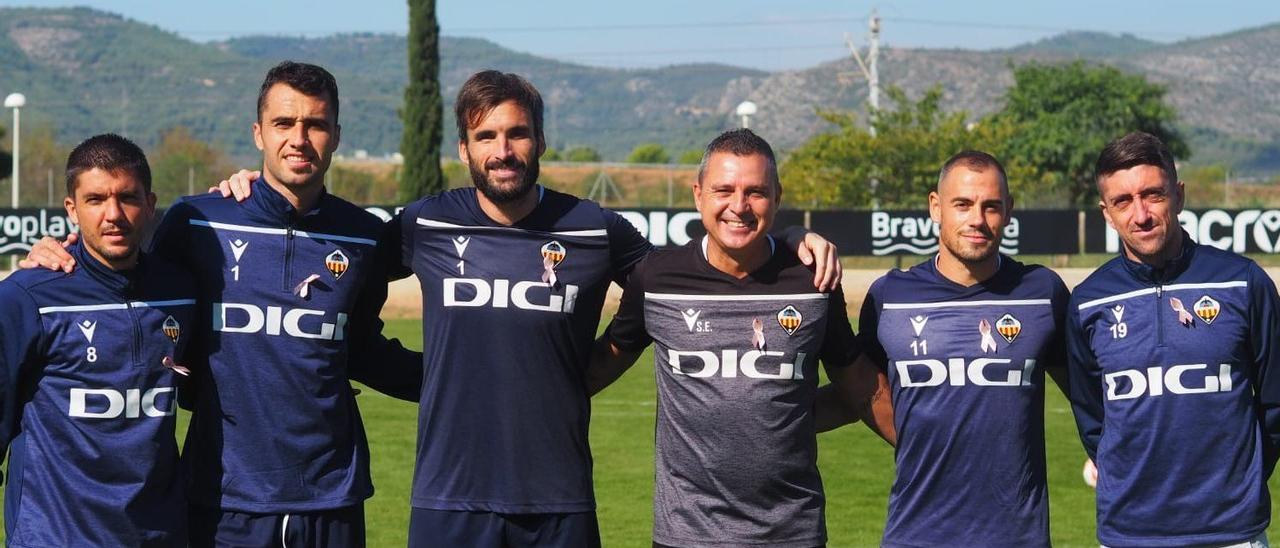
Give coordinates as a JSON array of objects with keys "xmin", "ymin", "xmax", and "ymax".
[
  {"xmin": 45, "ymin": 206, "xmax": 1280, "ymax": 257},
  {"xmin": 808, "ymin": 210, "xmax": 1079, "ymax": 255},
  {"xmin": 1085, "ymin": 209, "xmax": 1280, "ymax": 254},
  {"xmin": 0, "ymin": 208, "xmax": 79, "ymax": 256},
  {"xmin": 0, "ymin": 206, "xmax": 409, "ymax": 256}
]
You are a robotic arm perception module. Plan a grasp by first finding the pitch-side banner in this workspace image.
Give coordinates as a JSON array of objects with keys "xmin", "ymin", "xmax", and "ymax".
[
  {"xmin": 1085, "ymin": 208, "xmax": 1280, "ymax": 254},
  {"xmin": 807, "ymin": 210, "xmax": 1080, "ymax": 255},
  {"xmin": 611, "ymin": 209, "xmax": 1078, "ymax": 254},
  {"xmin": 0, "ymin": 206, "xmax": 410, "ymax": 257},
  {"xmin": 40, "ymin": 206, "xmax": 1280, "ymax": 256},
  {"xmin": 0, "ymin": 208, "xmax": 79, "ymax": 256}
]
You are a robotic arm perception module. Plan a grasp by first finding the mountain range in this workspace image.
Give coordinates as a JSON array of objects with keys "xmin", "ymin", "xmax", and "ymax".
[{"xmin": 1, "ymin": 7, "xmax": 1278, "ymax": 172}]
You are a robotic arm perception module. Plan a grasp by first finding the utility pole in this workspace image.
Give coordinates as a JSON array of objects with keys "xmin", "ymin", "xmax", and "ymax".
[
  {"xmin": 844, "ymin": 10, "xmax": 881, "ymax": 135},
  {"xmin": 844, "ymin": 10, "xmax": 882, "ymax": 208}
]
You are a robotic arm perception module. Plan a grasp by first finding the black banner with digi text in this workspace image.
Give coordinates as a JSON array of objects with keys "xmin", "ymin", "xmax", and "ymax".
[
  {"xmin": 611, "ymin": 209, "xmax": 1079, "ymax": 255},
  {"xmin": 7, "ymin": 206, "xmax": 1277, "ymax": 257}
]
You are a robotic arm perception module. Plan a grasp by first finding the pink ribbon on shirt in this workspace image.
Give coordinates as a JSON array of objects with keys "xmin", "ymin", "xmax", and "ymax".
[
  {"xmin": 294, "ymin": 273, "xmax": 321, "ymax": 299},
  {"xmin": 751, "ymin": 318, "xmax": 766, "ymax": 351},
  {"xmin": 979, "ymin": 319, "xmax": 998, "ymax": 353},
  {"xmin": 1169, "ymin": 297, "xmax": 1194, "ymax": 326},
  {"xmin": 162, "ymin": 356, "xmax": 191, "ymax": 376},
  {"xmin": 541, "ymin": 256, "xmax": 558, "ymax": 286}
]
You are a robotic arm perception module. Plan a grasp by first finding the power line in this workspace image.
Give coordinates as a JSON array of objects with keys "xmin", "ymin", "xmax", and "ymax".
[
  {"xmin": 170, "ymin": 16, "xmax": 865, "ymax": 36},
  {"xmin": 881, "ymin": 16, "xmax": 1197, "ymax": 41}
]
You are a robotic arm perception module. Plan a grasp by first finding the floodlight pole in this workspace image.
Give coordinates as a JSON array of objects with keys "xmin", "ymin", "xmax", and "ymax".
[{"xmin": 4, "ymin": 95, "xmax": 23, "ymax": 209}]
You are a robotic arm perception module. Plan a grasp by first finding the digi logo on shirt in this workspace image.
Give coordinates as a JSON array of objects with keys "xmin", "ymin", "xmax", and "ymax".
[
  {"xmin": 69, "ymin": 387, "xmax": 176, "ymax": 419},
  {"xmin": 442, "ymin": 278, "xmax": 580, "ymax": 313},
  {"xmin": 212, "ymin": 303, "xmax": 349, "ymax": 341},
  {"xmin": 667, "ymin": 349, "xmax": 808, "ymax": 380},
  {"xmin": 1104, "ymin": 364, "xmax": 1234, "ymax": 400},
  {"xmin": 895, "ymin": 358, "xmax": 1037, "ymax": 387}
]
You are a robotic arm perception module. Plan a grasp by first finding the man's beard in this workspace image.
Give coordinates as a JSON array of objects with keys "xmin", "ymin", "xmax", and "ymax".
[
  {"xmin": 945, "ymin": 230, "xmax": 1000, "ymax": 264},
  {"xmin": 470, "ymin": 156, "xmax": 539, "ymax": 204}
]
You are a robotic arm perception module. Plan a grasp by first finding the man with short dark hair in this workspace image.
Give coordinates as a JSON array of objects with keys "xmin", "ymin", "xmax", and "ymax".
[
  {"xmin": 0, "ymin": 134, "xmax": 197, "ymax": 546},
  {"xmin": 24, "ymin": 61, "xmax": 422, "ymax": 547},
  {"xmin": 1067, "ymin": 131, "xmax": 1280, "ymax": 547},
  {"xmin": 584, "ymin": 128, "xmax": 893, "ymax": 547},
  {"xmin": 859, "ymin": 150, "xmax": 1070, "ymax": 547}
]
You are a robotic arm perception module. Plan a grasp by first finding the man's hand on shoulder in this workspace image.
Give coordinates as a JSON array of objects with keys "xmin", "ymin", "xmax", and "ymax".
[
  {"xmin": 209, "ymin": 169, "xmax": 260, "ymax": 202},
  {"xmin": 18, "ymin": 234, "xmax": 78, "ymax": 273},
  {"xmin": 796, "ymin": 231, "xmax": 841, "ymax": 292}
]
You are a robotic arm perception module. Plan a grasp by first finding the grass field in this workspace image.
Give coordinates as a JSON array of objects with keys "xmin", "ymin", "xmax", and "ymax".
[{"xmin": 3, "ymin": 317, "xmax": 1279, "ymax": 546}]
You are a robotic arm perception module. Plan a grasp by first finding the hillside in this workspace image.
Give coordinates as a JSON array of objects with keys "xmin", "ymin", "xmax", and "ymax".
[{"xmin": 0, "ymin": 7, "xmax": 1278, "ymax": 171}]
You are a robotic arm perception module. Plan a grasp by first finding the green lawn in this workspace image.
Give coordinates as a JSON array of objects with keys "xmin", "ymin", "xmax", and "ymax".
[{"xmin": 4, "ymin": 318, "xmax": 1279, "ymax": 546}]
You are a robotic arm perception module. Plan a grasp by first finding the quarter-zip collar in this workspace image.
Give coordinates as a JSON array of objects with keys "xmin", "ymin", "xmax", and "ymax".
[
  {"xmin": 243, "ymin": 177, "xmax": 328, "ymax": 225},
  {"xmin": 1119, "ymin": 229, "xmax": 1195, "ymax": 285},
  {"xmin": 70, "ymin": 241, "xmax": 140, "ymax": 296}
]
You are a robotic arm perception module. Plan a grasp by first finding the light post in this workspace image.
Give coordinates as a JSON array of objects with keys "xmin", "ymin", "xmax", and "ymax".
[
  {"xmin": 4, "ymin": 92, "xmax": 25, "ymax": 210},
  {"xmin": 735, "ymin": 100, "xmax": 757, "ymax": 129}
]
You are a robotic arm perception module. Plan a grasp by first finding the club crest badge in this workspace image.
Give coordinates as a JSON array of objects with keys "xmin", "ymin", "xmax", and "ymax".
[
  {"xmin": 162, "ymin": 315, "xmax": 181, "ymax": 342},
  {"xmin": 541, "ymin": 241, "xmax": 566, "ymax": 267},
  {"xmin": 996, "ymin": 313, "xmax": 1021, "ymax": 343},
  {"xmin": 777, "ymin": 305, "xmax": 802, "ymax": 335},
  {"xmin": 1193, "ymin": 295, "xmax": 1220, "ymax": 325},
  {"xmin": 325, "ymin": 250, "xmax": 349, "ymax": 279}
]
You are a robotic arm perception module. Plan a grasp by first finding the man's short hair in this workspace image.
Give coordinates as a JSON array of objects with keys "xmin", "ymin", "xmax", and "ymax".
[
  {"xmin": 455, "ymin": 70, "xmax": 544, "ymax": 145},
  {"xmin": 65, "ymin": 133, "xmax": 151, "ymax": 196},
  {"xmin": 256, "ymin": 61, "xmax": 340, "ymax": 121},
  {"xmin": 1095, "ymin": 131, "xmax": 1178, "ymax": 189},
  {"xmin": 697, "ymin": 128, "xmax": 780, "ymax": 190},
  {"xmin": 938, "ymin": 150, "xmax": 1008, "ymax": 192}
]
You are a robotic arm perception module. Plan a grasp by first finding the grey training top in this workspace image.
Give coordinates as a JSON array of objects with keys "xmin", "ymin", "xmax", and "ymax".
[{"xmin": 608, "ymin": 238, "xmax": 860, "ymax": 547}]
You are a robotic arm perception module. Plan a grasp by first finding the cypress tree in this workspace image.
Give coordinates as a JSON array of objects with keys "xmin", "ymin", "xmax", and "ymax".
[{"xmin": 399, "ymin": 0, "xmax": 444, "ymax": 201}]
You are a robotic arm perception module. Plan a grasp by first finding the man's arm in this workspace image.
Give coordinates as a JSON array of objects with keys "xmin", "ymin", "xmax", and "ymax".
[
  {"xmin": 815, "ymin": 355, "xmax": 896, "ymax": 445},
  {"xmin": 1248, "ymin": 265, "xmax": 1280, "ymax": 477},
  {"xmin": 1065, "ymin": 302, "xmax": 1104, "ymax": 460},
  {"xmin": 0, "ymin": 283, "xmax": 44, "ymax": 481},
  {"xmin": 1045, "ymin": 277, "xmax": 1073, "ymax": 397},
  {"xmin": 344, "ymin": 251, "xmax": 423, "ymax": 402},
  {"xmin": 593, "ymin": 249, "xmax": 652, "ymax": 395},
  {"xmin": 586, "ymin": 335, "xmax": 645, "ymax": 396},
  {"xmin": 774, "ymin": 226, "xmax": 841, "ymax": 292}
]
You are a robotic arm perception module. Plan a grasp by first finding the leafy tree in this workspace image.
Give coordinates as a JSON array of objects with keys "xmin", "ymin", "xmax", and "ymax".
[
  {"xmin": 563, "ymin": 147, "xmax": 601, "ymax": 162},
  {"xmin": 781, "ymin": 86, "xmax": 1044, "ymax": 209},
  {"xmin": 399, "ymin": 0, "xmax": 444, "ymax": 201},
  {"xmin": 149, "ymin": 126, "xmax": 234, "ymax": 205},
  {"xmin": 627, "ymin": 143, "xmax": 670, "ymax": 164},
  {"xmin": 677, "ymin": 149, "xmax": 703, "ymax": 165},
  {"xmin": 542, "ymin": 148, "xmax": 562, "ymax": 161},
  {"xmin": 994, "ymin": 60, "xmax": 1188, "ymax": 206}
]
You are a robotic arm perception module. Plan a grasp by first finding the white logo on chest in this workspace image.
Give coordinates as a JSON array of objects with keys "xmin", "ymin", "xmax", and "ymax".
[
  {"xmin": 452, "ymin": 236, "xmax": 470, "ymax": 257},
  {"xmin": 229, "ymin": 239, "xmax": 249, "ymax": 262},
  {"xmin": 77, "ymin": 319, "xmax": 97, "ymax": 343},
  {"xmin": 682, "ymin": 308, "xmax": 701, "ymax": 332}
]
